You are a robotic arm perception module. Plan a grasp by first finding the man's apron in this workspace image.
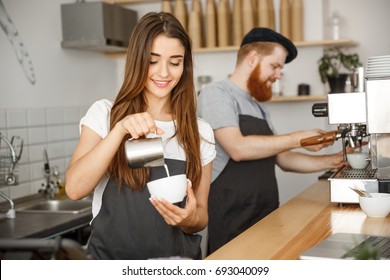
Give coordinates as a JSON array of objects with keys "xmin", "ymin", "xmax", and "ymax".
[{"xmin": 208, "ymin": 114, "xmax": 279, "ymax": 254}]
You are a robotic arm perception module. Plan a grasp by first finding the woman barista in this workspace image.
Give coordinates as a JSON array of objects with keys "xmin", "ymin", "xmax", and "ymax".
[{"xmin": 65, "ymin": 12, "xmax": 216, "ymax": 259}]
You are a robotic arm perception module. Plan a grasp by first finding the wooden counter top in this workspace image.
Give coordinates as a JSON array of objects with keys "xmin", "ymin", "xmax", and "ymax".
[{"xmin": 206, "ymin": 180, "xmax": 390, "ymax": 260}]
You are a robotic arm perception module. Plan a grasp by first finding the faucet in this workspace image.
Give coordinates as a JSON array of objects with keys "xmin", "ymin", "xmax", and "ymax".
[
  {"xmin": 0, "ymin": 190, "xmax": 16, "ymax": 219},
  {"xmin": 41, "ymin": 171, "xmax": 57, "ymax": 200},
  {"xmin": 39, "ymin": 149, "xmax": 57, "ymax": 199}
]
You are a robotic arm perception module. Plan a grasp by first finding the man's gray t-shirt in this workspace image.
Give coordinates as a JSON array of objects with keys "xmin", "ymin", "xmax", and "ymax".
[{"xmin": 197, "ymin": 79, "xmax": 274, "ymax": 182}]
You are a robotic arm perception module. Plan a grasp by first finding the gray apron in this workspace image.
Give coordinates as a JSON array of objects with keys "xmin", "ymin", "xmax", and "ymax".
[
  {"xmin": 208, "ymin": 114, "xmax": 279, "ymax": 254},
  {"xmin": 87, "ymin": 159, "xmax": 202, "ymax": 260}
]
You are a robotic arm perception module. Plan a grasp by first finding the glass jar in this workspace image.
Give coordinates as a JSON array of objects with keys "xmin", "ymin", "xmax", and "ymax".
[
  {"xmin": 326, "ymin": 12, "xmax": 345, "ymax": 40},
  {"xmin": 197, "ymin": 75, "xmax": 212, "ymax": 95}
]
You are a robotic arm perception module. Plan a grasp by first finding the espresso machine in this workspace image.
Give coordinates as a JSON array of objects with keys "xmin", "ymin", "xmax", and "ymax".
[{"xmin": 309, "ymin": 55, "xmax": 390, "ymax": 204}]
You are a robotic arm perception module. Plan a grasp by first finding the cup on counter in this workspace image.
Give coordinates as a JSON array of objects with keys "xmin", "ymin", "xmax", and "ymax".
[
  {"xmin": 147, "ymin": 174, "xmax": 188, "ymax": 203},
  {"xmin": 359, "ymin": 193, "xmax": 390, "ymax": 218},
  {"xmin": 347, "ymin": 152, "xmax": 370, "ymax": 169}
]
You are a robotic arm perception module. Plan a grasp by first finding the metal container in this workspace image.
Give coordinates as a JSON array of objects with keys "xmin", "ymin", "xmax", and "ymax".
[
  {"xmin": 329, "ymin": 166, "xmax": 378, "ymax": 204},
  {"xmin": 125, "ymin": 137, "xmax": 164, "ymax": 169}
]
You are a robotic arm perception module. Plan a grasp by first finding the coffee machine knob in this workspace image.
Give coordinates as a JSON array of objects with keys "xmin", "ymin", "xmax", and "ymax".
[{"xmin": 312, "ymin": 102, "xmax": 328, "ymax": 117}]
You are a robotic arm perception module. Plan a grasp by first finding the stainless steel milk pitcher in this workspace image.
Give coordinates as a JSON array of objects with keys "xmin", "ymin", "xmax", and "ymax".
[{"xmin": 125, "ymin": 137, "xmax": 164, "ymax": 168}]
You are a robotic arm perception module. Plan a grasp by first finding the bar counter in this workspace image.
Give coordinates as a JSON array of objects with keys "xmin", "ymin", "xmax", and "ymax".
[{"xmin": 206, "ymin": 180, "xmax": 390, "ymax": 260}]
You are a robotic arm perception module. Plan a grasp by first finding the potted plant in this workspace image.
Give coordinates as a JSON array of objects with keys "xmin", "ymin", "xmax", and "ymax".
[
  {"xmin": 345, "ymin": 239, "xmax": 381, "ymax": 260},
  {"xmin": 318, "ymin": 47, "xmax": 362, "ymax": 93}
]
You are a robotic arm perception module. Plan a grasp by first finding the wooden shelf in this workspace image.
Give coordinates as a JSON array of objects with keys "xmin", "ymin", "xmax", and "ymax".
[
  {"xmin": 111, "ymin": 0, "xmax": 159, "ymax": 3},
  {"xmin": 269, "ymin": 95, "xmax": 326, "ymax": 103},
  {"xmin": 106, "ymin": 39, "xmax": 357, "ymax": 57},
  {"xmin": 193, "ymin": 39, "xmax": 357, "ymax": 53}
]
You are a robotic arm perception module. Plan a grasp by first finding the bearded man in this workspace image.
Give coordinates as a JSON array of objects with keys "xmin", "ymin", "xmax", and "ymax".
[{"xmin": 197, "ymin": 28, "xmax": 346, "ymax": 255}]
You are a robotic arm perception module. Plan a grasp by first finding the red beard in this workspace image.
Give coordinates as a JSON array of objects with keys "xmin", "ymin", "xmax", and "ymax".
[{"xmin": 247, "ymin": 63, "xmax": 273, "ymax": 102}]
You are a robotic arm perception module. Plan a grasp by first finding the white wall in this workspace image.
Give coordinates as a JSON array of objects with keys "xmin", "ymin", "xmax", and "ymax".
[
  {"xmin": 1, "ymin": 0, "xmax": 390, "ymax": 203},
  {"xmin": 1, "ymin": 0, "xmax": 119, "ymax": 109}
]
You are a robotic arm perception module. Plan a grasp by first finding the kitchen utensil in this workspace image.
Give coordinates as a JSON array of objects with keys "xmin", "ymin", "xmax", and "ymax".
[
  {"xmin": 1, "ymin": 135, "xmax": 23, "ymax": 185},
  {"xmin": 350, "ymin": 187, "xmax": 372, "ymax": 198},
  {"xmin": 43, "ymin": 148, "xmax": 50, "ymax": 176},
  {"xmin": 125, "ymin": 136, "xmax": 164, "ymax": 168},
  {"xmin": 300, "ymin": 130, "xmax": 337, "ymax": 146}
]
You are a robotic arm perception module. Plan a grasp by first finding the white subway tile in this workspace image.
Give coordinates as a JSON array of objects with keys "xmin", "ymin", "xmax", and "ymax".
[
  {"xmin": 17, "ymin": 163, "xmax": 31, "ymax": 183},
  {"xmin": 47, "ymin": 142, "xmax": 65, "ymax": 159},
  {"xmin": 17, "ymin": 145, "xmax": 29, "ymax": 164},
  {"xmin": 1, "ymin": 106, "xmax": 96, "ymax": 199},
  {"xmin": 30, "ymin": 180, "xmax": 44, "ymax": 194},
  {"xmin": 50, "ymin": 158, "xmax": 66, "ymax": 174},
  {"xmin": 65, "ymin": 140, "xmax": 77, "ymax": 156},
  {"xmin": 28, "ymin": 144, "xmax": 47, "ymax": 163},
  {"xmin": 0, "ymin": 110, "xmax": 7, "ymax": 129},
  {"xmin": 10, "ymin": 183, "xmax": 31, "ymax": 199},
  {"xmin": 30, "ymin": 161, "xmax": 46, "ymax": 181},
  {"xmin": 64, "ymin": 108, "xmax": 80, "ymax": 123},
  {"xmin": 65, "ymin": 157, "xmax": 71, "ymax": 169},
  {"xmin": 7, "ymin": 128, "xmax": 28, "ymax": 146},
  {"xmin": 28, "ymin": 127, "xmax": 47, "ymax": 145},
  {"xmin": 46, "ymin": 108, "xmax": 64, "ymax": 125},
  {"xmin": 27, "ymin": 108, "xmax": 46, "ymax": 126},
  {"xmin": 0, "ymin": 186, "xmax": 11, "ymax": 196},
  {"xmin": 47, "ymin": 126, "xmax": 64, "ymax": 142},
  {"xmin": 6, "ymin": 109, "xmax": 27, "ymax": 128},
  {"xmin": 64, "ymin": 124, "xmax": 79, "ymax": 140},
  {"xmin": 78, "ymin": 106, "xmax": 89, "ymax": 119}
]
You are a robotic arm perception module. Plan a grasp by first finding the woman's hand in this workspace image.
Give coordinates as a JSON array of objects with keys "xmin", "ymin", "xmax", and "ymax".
[
  {"xmin": 149, "ymin": 181, "xmax": 199, "ymax": 230},
  {"xmin": 116, "ymin": 112, "xmax": 164, "ymax": 139}
]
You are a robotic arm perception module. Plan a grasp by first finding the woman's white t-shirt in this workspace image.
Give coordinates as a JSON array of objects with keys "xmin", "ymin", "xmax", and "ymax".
[{"xmin": 80, "ymin": 99, "xmax": 216, "ymax": 219}]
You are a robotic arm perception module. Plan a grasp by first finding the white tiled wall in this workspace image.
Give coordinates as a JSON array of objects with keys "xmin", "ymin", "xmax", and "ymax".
[{"xmin": 0, "ymin": 106, "xmax": 88, "ymax": 200}]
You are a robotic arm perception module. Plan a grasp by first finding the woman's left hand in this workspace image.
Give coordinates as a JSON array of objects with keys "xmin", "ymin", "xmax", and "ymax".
[{"xmin": 149, "ymin": 182, "xmax": 199, "ymax": 228}]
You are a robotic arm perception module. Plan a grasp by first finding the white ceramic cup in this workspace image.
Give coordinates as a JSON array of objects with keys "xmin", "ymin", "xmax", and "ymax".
[
  {"xmin": 147, "ymin": 174, "xmax": 188, "ymax": 203},
  {"xmin": 359, "ymin": 193, "xmax": 390, "ymax": 218},
  {"xmin": 347, "ymin": 152, "xmax": 369, "ymax": 169}
]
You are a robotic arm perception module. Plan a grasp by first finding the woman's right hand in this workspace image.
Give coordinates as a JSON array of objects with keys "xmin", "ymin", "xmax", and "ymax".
[
  {"xmin": 66, "ymin": 112, "xmax": 163, "ymax": 200},
  {"xmin": 116, "ymin": 112, "xmax": 164, "ymax": 139}
]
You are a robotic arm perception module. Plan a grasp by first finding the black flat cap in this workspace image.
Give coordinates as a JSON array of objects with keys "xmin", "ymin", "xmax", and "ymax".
[{"xmin": 240, "ymin": 28, "xmax": 298, "ymax": 63}]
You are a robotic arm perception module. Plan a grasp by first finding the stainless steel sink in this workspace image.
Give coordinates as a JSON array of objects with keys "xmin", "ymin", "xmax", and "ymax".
[{"xmin": 17, "ymin": 199, "xmax": 92, "ymax": 214}]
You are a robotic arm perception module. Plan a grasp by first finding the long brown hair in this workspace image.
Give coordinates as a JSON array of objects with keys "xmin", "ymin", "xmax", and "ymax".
[{"xmin": 108, "ymin": 12, "xmax": 202, "ymax": 192}]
